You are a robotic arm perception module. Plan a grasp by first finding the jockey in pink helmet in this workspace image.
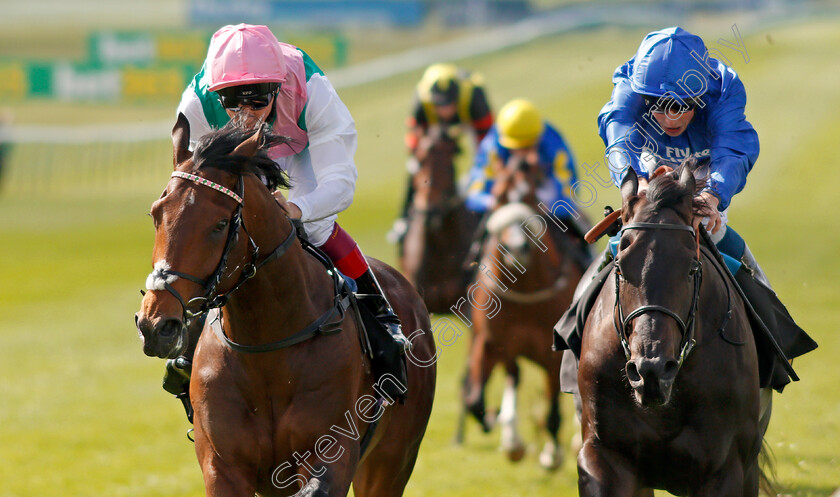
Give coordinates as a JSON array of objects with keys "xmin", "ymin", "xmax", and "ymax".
[{"xmin": 166, "ymin": 24, "xmax": 408, "ymax": 418}]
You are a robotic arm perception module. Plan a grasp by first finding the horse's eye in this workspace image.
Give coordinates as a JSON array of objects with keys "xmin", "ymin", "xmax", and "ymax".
[
  {"xmin": 214, "ymin": 219, "xmax": 229, "ymax": 232},
  {"xmin": 618, "ymin": 236, "xmax": 631, "ymax": 252}
]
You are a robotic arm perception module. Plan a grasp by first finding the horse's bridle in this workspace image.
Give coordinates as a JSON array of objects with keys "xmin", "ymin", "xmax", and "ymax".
[
  {"xmin": 146, "ymin": 172, "xmax": 296, "ymax": 326},
  {"xmin": 146, "ymin": 170, "xmax": 353, "ymax": 353},
  {"xmin": 613, "ymin": 222, "xmax": 702, "ymax": 367}
]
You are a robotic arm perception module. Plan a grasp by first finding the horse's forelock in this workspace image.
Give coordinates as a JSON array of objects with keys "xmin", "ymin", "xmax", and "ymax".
[
  {"xmin": 192, "ymin": 124, "xmax": 290, "ymax": 191},
  {"xmin": 642, "ymin": 165, "xmax": 707, "ymax": 220}
]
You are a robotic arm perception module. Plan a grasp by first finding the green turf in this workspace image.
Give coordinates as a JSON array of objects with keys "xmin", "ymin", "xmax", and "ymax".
[{"xmin": 1, "ymin": 19, "xmax": 839, "ymax": 497}]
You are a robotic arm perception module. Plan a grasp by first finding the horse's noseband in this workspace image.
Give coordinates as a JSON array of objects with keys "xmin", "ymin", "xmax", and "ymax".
[{"xmin": 613, "ymin": 222, "xmax": 702, "ymax": 367}]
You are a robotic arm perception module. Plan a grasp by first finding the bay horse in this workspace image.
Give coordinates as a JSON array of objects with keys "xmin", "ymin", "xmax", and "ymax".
[
  {"xmin": 135, "ymin": 124, "xmax": 436, "ymax": 497},
  {"xmin": 460, "ymin": 155, "xmax": 582, "ymax": 469},
  {"xmin": 400, "ymin": 125, "xmax": 480, "ymax": 314},
  {"xmin": 576, "ymin": 165, "xmax": 767, "ymax": 496}
]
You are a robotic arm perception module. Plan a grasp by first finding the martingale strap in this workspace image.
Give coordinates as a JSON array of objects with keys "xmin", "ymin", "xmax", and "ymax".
[
  {"xmin": 211, "ymin": 227, "xmax": 356, "ymax": 354},
  {"xmin": 212, "ymin": 293, "xmax": 351, "ymax": 353}
]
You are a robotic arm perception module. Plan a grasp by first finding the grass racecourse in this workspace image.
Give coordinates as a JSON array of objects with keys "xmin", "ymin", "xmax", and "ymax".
[{"xmin": 1, "ymin": 18, "xmax": 839, "ymax": 497}]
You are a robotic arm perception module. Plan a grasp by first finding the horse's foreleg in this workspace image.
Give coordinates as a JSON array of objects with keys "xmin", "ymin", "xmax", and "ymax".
[
  {"xmin": 199, "ymin": 458, "xmax": 255, "ymax": 497},
  {"xmin": 195, "ymin": 426, "xmax": 257, "ymax": 497},
  {"xmin": 693, "ymin": 448, "xmax": 748, "ymax": 497},
  {"xmin": 498, "ymin": 364, "xmax": 525, "ymax": 462},
  {"xmin": 454, "ymin": 364, "xmax": 471, "ymax": 445},
  {"xmin": 577, "ymin": 439, "xmax": 639, "ymax": 497},
  {"xmin": 539, "ymin": 371, "xmax": 563, "ymax": 471},
  {"xmin": 462, "ymin": 332, "xmax": 496, "ymax": 432}
]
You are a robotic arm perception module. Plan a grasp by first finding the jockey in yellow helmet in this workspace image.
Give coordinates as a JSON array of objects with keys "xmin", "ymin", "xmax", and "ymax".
[
  {"xmin": 465, "ymin": 98, "xmax": 592, "ymax": 268},
  {"xmin": 405, "ymin": 63, "xmax": 494, "ymax": 152},
  {"xmin": 390, "ymin": 63, "xmax": 494, "ymax": 243}
]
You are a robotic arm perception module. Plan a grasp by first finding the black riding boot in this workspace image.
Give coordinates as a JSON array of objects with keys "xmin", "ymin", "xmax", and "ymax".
[
  {"xmin": 355, "ymin": 269, "xmax": 410, "ymax": 403},
  {"xmin": 355, "ymin": 269, "xmax": 410, "ymax": 352}
]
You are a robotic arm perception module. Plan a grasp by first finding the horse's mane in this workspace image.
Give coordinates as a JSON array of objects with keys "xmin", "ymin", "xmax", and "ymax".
[
  {"xmin": 192, "ymin": 121, "xmax": 291, "ymax": 191},
  {"xmin": 644, "ymin": 160, "xmax": 709, "ymax": 219}
]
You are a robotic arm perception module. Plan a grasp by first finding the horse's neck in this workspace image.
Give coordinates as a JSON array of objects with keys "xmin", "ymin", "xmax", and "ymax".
[
  {"xmin": 222, "ymin": 188, "xmax": 333, "ymax": 343},
  {"xmin": 225, "ymin": 242, "xmax": 332, "ymax": 342},
  {"xmin": 420, "ymin": 151, "xmax": 457, "ymax": 194}
]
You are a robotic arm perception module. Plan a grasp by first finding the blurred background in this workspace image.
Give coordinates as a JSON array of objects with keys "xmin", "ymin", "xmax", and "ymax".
[{"xmin": 1, "ymin": 1, "xmax": 838, "ymax": 496}]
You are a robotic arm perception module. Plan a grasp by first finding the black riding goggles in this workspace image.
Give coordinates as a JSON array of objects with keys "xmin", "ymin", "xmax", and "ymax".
[
  {"xmin": 645, "ymin": 96, "xmax": 701, "ymax": 114},
  {"xmin": 217, "ymin": 83, "xmax": 279, "ymax": 110},
  {"xmin": 219, "ymin": 93, "xmax": 276, "ymax": 110}
]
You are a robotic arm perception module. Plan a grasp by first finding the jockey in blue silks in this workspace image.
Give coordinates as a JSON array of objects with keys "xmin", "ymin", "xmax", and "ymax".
[
  {"xmin": 599, "ymin": 26, "xmax": 758, "ymax": 262},
  {"xmin": 465, "ymin": 100, "xmax": 574, "ymax": 213},
  {"xmin": 464, "ymin": 98, "xmax": 592, "ymax": 268},
  {"xmin": 553, "ymin": 27, "xmax": 815, "ymax": 400}
]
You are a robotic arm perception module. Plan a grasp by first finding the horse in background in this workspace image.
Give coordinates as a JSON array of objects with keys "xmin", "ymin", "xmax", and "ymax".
[
  {"xmin": 135, "ymin": 125, "xmax": 436, "ymax": 497},
  {"xmin": 576, "ymin": 165, "xmax": 768, "ymax": 496},
  {"xmin": 460, "ymin": 154, "xmax": 582, "ymax": 470},
  {"xmin": 400, "ymin": 124, "xmax": 480, "ymax": 314}
]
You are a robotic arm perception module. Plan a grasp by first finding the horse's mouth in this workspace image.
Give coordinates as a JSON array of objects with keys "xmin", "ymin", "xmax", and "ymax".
[
  {"xmin": 158, "ymin": 330, "xmax": 188, "ymax": 359},
  {"xmin": 631, "ymin": 381, "xmax": 674, "ymax": 408}
]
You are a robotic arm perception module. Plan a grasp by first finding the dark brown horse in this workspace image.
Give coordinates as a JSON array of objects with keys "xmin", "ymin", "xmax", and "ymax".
[
  {"xmin": 576, "ymin": 165, "xmax": 767, "ymax": 496},
  {"xmin": 135, "ymin": 125, "xmax": 436, "ymax": 497},
  {"xmin": 460, "ymin": 156, "xmax": 582, "ymax": 469},
  {"xmin": 400, "ymin": 125, "xmax": 480, "ymax": 314}
]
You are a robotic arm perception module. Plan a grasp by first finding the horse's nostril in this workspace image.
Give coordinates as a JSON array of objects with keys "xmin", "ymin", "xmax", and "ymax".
[
  {"xmin": 662, "ymin": 359, "xmax": 679, "ymax": 378},
  {"xmin": 626, "ymin": 361, "xmax": 642, "ymax": 383}
]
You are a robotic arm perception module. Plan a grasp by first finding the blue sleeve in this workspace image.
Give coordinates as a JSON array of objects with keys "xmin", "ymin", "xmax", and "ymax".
[
  {"xmin": 542, "ymin": 124, "xmax": 577, "ymax": 193},
  {"xmin": 465, "ymin": 129, "xmax": 498, "ymax": 212},
  {"xmin": 705, "ymin": 66, "xmax": 759, "ymax": 210},
  {"xmin": 598, "ymin": 61, "xmax": 651, "ymax": 186}
]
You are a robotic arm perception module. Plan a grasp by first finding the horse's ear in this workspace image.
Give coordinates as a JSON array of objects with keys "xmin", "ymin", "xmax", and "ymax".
[
  {"xmin": 620, "ymin": 167, "xmax": 639, "ymax": 205},
  {"xmin": 679, "ymin": 163, "xmax": 696, "ymax": 192},
  {"xmin": 231, "ymin": 128, "xmax": 264, "ymax": 158}
]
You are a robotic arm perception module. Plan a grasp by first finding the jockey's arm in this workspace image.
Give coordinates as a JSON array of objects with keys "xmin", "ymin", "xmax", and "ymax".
[
  {"xmin": 472, "ymin": 113, "xmax": 494, "ymax": 146},
  {"xmin": 705, "ymin": 73, "xmax": 759, "ymax": 211},
  {"xmin": 287, "ymin": 74, "xmax": 358, "ymax": 223},
  {"xmin": 469, "ymin": 85, "xmax": 494, "ymax": 145},
  {"xmin": 404, "ymin": 120, "xmax": 425, "ymax": 156},
  {"xmin": 694, "ymin": 74, "xmax": 757, "ymax": 234},
  {"xmin": 465, "ymin": 143, "xmax": 501, "ymax": 212},
  {"xmin": 598, "ymin": 75, "xmax": 653, "ymax": 187},
  {"xmin": 405, "ymin": 99, "xmax": 427, "ymax": 156}
]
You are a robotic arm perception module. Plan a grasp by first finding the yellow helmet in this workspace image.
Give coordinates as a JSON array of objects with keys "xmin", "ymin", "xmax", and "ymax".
[
  {"xmin": 420, "ymin": 63, "xmax": 460, "ymax": 105},
  {"xmin": 496, "ymin": 98, "xmax": 544, "ymax": 149}
]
